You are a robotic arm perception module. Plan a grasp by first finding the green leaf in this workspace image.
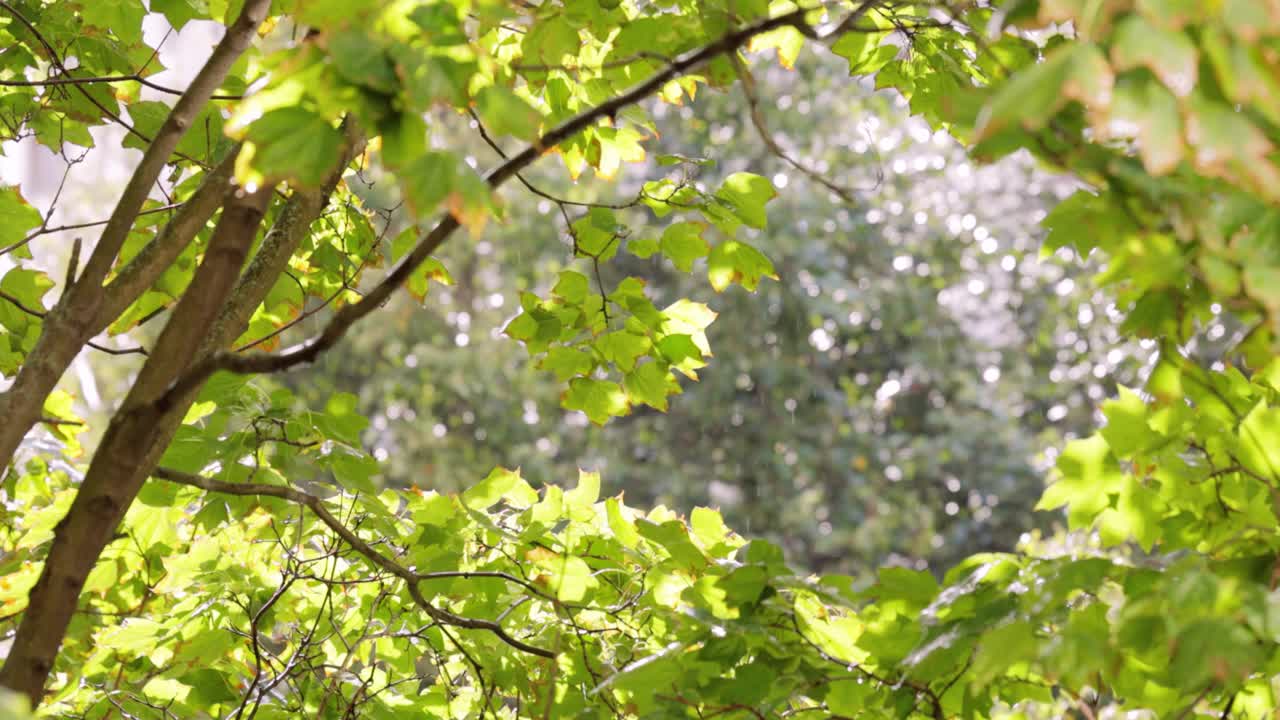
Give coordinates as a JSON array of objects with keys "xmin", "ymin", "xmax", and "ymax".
[
  {"xmin": 660, "ymin": 299, "xmax": 717, "ymax": 356},
  {"xmin": 586, "ymin": 125, "xmax": 647, "ymax": 179},
  {"xmin": 389, "ymin": 226, "xmax": 418, "ymax": 263},
  {"xmin": 462, "ymin": 467, "xmax": 538, "ymax": 509},
  {"xmin": 623, "ymin": 360, "xmax": 678, "ymax": 411},
  {"xmin": 562, "ymin": 378, "xmax": 630, "ymax": 425},
  {"xmin": 319, "ymin": 392, "xmax": 369, "ymax": 444},
  {"xmin": 412, "ymin": 493, "xmax": 456, "ymax": 526},
  {"xmin": 329, "ymin": 451, "xmax": 379, "ymax": 494},
  {"xmin": 327, "ymin": 29, "xmax": 397, "ymax": 93},
  {"xmin": 240, "ymin": 107, "xmax": 344, "ymax": 187},
  {"xmin": 642, "ymin": 178, "xmax": 700, "ymax": 217},
  {"xmin": 976, "ymin": 43, "xmax": 1113, "ymax": 139},
  {"xmin": 396, "ymin": 52, "xmax": 476, "ymax": 110},
  {"xmin": 538, "ymin": 553, "xmax": 595, "ymax": 602},
  {"xmin": 660, "ymin": 221, "xmax": 709, "ymax": 272},
  {"xmin": 1096, "ymin": 474, "xmax": 1163, "ymax": 550},
  {"xmin": 1108, "ymin": 74, "xmax": 1184, "ymax": 175},
  {"xmin": 475, "ymin": 85, "xmax": 543, "ymax": 141},
  {"xmin": 713, "ymin": 172, "xmax": 777, "ymax": 230},
  {"xmin": 831, "ymin": 26, "xmax": 894, "ymax": 75},
  {"xmin": 566, "ymin": 469, "xmax": 600, "ymax": 510},
  {"xmin": 153, "ymin": 104, "xmax": 229, "ymax": 164},
  {"xmin": 520, "ymin": 15, "xmax": 581, "ymax": 68},
  {"xmin": 797, "ymin": 592, "xmax": 867, "ymax": 663},
  {"xmin": 656, "ymin": 333, "xmax": 706, "ymax": 379},
  {"xmin": 626, "ymin": 236, "xmax": 660, "ymax": 259},
  {"xmin": 397, "ymin": 151, "xmax": 493, "ymax": 229},
  {"xmin": 42, "ymin": 389, "xmax": 84, "ymax": 454},
  {"xmin": 1169, "ymin": 619, "xmax": 1262, "ymax": 687},
  {"xmin": 873, "ymin": 567, "xmax": 939, "ymax": 612},
  {"xmin": 1041, "ymin": 188, "xmax": 1135, "ymax": 257},
  {"xmin": 141, "ymin": 677, "xmax": 191, "ymax": 703},
  {"xmin": 552, "ymin": 270, "xmax": 590, "ymax": 305},
  {"xmin": 295, "ymin": 0, "xmax": 380, "ymax": 29},
  {"xmin": 825, "ymin": 677, "xmax": 875, "ymax": 715},
  {"xmin": 505, "ymin": 306, "xmax": 562, "ymax": 354},
  {"xmin": 707, "ymin": 240, "xmax": 777, "ymax": 292},
  {"xmin": 748, "ymin": 25, "xmax": 805, "ymax": 69},
  {"xmin": 539, "ymin": 346, "xmax": 594, "ymax": 381},
  {"xmin": 690, "ymin": 507, "xmax": 731, "ymax": 551},
  {"xmin": 606, "ymin": 497, "xmax": 640, "ymax": 548},
  {"xmin": 527, "ymin": 484, "xmax": 564, "ymax": 531},
  {"xmin": 150, "ymin": 0, "xmax": 206, "ymax": 29},
  {"xmin": 397, "ymin": 151, "xmax": 460, "ymax": 214},
  {"xmin": 1111, "ymin": 16, "xmax": 1198, "ymax": 97},
  {"xmin": 636, "ymin": 519, "xmax": 706, "ymax": 567},
  {"xmin": 80, "ymin": 0, "xmax": 146, "ymax": 40},
  {"xmin": 407, "ymin": 3, "xmax": 468, "ymax": 44},
  {"xmin": 572, "ymin": 208, "xmax": 622, "ymax": 260},
  {"xmin": 597, "ymin": 331, "xmax": 650, "ymax": 372},
  {"xmin": 0, "ymin": 267, "xmax": 53, "ymax": 321},
  {"xmin": 0, "ymin": 186, "xmax": 43, "ymax": 257},
  {"xmin": 0, "ymin": 265, "xmax": 51, "ymax": 307},
  {"xmin": 178, "ymin": 669, "xmax": 238, "ymax": 706},
  {"xmin": 380, "ymin": 110, "xmax": 427, "ymax": 162},
  {"xmin": 717, "ymin": 565, "xmax": 767, "ymax": 608},
  {"xmin": 405, "ymin": 257, "xmax": 453, "ymax": 302},
  {"xmin": 1238, "ymin": 403, "xmax": 1280, "ymax": 482},
  {"xmin": 972, "ymin": 621, "xmax": 1038, "ymax": 681},
  {"xmin": 1037, "ymin": 434, "xmax": 1122, "ymax": 528},
  {"xmin": 1099, "ymin": 386, "xmax": 1163, "ymax": 457}
]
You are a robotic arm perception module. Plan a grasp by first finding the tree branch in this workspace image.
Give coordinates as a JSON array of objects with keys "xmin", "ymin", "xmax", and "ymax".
[
  {"xmin": 0, "ymin": 121, "xmax": 363, "ymax": 705},
  {"xmin": 68, "ymin": 0, "xmax": 269, "ymax": 294},
  {"xmin": 0, "ymin": 204, "xmax": 184, "ymax": 258},
  {"xmin": 156, "ymin": 6, "xmax": 820, "ymax": 408},
  {"xmin": 0, "ymin": 73, "xmax": 242, "ymax": 100},
  {"xmin": 0, "ymin": 288, "xmax": 147, "ymax": 356},
  {"xmin": 202, "ymin": 119, "xmax": 365, "ymax": 354},
  {"xmin": 732, "ymin": 57, "xmax": 866, "ymax": 202},
  {"xmin": 0, "ymin": 177, "xmax": 275, "ymax": 705},
  {"xmin": 94, "ymin": 145, "xmax": 241, "ymax": 327},
  {"xmin": 0, "ymin": 0, "xmax": 269, "ymax": 482}
]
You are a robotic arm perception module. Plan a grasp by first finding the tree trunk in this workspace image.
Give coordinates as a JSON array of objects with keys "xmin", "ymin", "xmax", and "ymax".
[{"xmin": 0, "ymin": 185, "xmax": 272, "ymax": 705}]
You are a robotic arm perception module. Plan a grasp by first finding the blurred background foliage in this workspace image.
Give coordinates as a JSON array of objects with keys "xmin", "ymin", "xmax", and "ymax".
[{"xmin": 253, "ymin": 51, "xmax": 1146, "ymax": 575}]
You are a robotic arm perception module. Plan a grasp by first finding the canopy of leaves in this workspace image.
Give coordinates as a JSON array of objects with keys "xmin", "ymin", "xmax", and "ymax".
[{"xmin": 0, "ymin": 1, "xmax": 1278, "ymax": 719}]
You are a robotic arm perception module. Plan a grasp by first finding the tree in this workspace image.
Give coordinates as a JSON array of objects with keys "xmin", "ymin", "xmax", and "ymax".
[{"xmin": 1, "ymin": 1, "xmax": 1278, "ymax": 718}]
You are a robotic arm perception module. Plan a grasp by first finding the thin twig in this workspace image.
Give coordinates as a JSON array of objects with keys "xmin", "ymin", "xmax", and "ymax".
[
  {"xmin": 0, "ymin": 73, "xmax": 242, "ymax": 100},
  {"xmin": 0, "ymin": 289, "xmax": 148, "ymax": 356},
  {"xmin": 733, "ymin": 57, "xmax": 864, "ymax": 202},
  {"xmin": 467, "ymin": 108, "xmax": 642, "ymax": 211},
  {"xmin": 153, "ymin": 467, "xmax": 557, "ymax": 658},
  {"xmin": 0, "ymin": 204, "xmax": 184, "ymax": 257}
]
